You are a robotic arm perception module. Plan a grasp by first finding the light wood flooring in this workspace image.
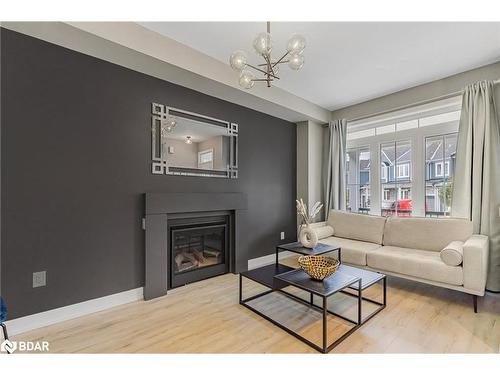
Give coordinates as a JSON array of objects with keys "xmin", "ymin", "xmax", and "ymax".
[{"xmin": 13, "ymin": 257, "xmax": 500, "ymax": 353}]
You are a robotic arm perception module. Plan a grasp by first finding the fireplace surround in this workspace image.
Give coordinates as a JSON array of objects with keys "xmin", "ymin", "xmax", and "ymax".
[{"xmin": 144, "ymin": 192, "xmax": 247, "ymax": 300}]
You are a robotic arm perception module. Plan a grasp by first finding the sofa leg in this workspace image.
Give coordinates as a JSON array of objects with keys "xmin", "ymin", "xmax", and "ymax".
[{"xmin": 472, "ymin": 295, "xmax": 478, "ymax": 313}]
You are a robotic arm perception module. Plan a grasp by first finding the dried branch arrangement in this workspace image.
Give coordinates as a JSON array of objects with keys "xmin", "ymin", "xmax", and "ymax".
[{"xmin": 296, "ymin": 199, "xmax": 323, "ymax": 225}]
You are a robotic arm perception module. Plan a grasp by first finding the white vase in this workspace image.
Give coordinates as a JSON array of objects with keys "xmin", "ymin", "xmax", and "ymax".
[{"xmin": 299, "ymin": 224, "xmax": 318, "ymax": 248}]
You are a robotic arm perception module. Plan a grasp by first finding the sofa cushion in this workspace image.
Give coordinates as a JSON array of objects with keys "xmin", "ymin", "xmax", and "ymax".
[
  {"xmin": 440, "ymin": 241, "xmax": 464, "ymax": 266},
  {"xmin": 320, "ymin": 236, "xmax": 382, "ymax": 266},
  {"xmin": 367, "ymin": 246, "xmax": 463, "ymax": 286},
  {"xmin": 314, "ymin": 225, "xmax": 335, "ymax": 240},
  {"xmin": 383, "ymin": 217, "xmax": 473, "ymax": 252},
  {"xmin": 326, "ymin": 210, "xmax": 386, "ymax": 245}
]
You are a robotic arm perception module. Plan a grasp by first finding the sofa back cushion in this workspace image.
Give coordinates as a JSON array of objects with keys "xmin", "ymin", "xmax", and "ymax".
[
  {"xmin": 383, "ymin": 217, "xmax": 473, "ymax": 252},
  {"xmin": 326, "ymin": 210, "xmax": 386, "ymax": 244}
]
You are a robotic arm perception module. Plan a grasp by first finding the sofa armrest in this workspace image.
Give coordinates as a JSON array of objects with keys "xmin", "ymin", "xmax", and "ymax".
[{"xmin": 463, "ymin": 234, "xmax": 489, "ymax": 294}]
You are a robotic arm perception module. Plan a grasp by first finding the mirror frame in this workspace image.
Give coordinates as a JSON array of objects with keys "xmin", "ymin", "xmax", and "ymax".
[{"xmin": 151, "ymin": 103, "xmax": 238, "ymax": 178}]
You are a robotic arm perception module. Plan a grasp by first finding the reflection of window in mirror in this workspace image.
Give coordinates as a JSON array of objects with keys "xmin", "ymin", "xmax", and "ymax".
[{"xmin": 198, "ymin": 149, "xmax": 214, "ymax": 170}]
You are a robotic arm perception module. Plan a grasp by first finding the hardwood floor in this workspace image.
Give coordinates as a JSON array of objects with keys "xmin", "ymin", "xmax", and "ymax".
[{"xmin": 13, "ymin": 257, "xmax": 500, "ymax": 353}]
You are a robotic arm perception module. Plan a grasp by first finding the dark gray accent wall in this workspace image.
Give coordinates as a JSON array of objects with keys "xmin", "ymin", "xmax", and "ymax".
[{"xmin": 0, "ymin": 29, "xmax": 297, "ymax": 319}]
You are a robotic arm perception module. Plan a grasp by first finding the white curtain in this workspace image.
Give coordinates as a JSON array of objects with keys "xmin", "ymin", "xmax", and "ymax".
[
  {"xmin": 323, "ymin": 119, "xmax": 347, "ymax": 218},
  {"xmin": 451, "ymin": 80, "xmax": 500, "ymax": 291}
]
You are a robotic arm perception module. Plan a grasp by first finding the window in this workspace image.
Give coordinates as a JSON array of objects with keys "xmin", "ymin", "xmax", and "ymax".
[
  {"xmin": 345, "ymin": 147, "xmax": 371, "ymax": 213},
  {"xmin": 381, "ymin": 165, "xmax": 387, "ymax": 181},
  {"xmin": 380, "ymin": 140, "xmax": 412, "ymax": 216},
  {"xmin": 198, "ymin": 149, "xmax": 214, "ymax": 169},
  {"xmin": 383, "ymin": 189, "xmax": 391, "ymax": 201},
  {"xmin": 435, "ymin": 162, "xmax": 443, "ymax": 177},
  {"xmin": 346, "ymin": 96, "xmax": 461, "ymax": 217},
  {"xmin": 397, "ymin": 163, "xmax": 410, "ymax": 179},
  {"xmin": 425, "ymin": 133, "xmax": 457, "ymax": 217}
]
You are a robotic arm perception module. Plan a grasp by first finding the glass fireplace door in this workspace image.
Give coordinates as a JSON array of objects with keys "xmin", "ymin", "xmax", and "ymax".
[{"xmin": 170, "ymin": 217, "xmax": 229, "ymax": 288}]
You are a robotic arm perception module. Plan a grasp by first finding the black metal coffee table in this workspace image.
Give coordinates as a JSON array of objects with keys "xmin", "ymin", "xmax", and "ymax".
[{"xmin": 239, "ymin": 262, "xmax": 386, "ymax": 353}]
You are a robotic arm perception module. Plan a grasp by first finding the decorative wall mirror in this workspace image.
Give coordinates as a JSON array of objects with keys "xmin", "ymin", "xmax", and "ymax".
[{"xmin": 151, "ymin": 103, "xmax": 238, "ymax": 178}]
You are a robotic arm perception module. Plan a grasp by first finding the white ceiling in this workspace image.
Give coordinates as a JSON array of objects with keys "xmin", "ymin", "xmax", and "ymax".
[{"xmin": 139, "ymin": 22, "xmax": 500, "ymax": 111}]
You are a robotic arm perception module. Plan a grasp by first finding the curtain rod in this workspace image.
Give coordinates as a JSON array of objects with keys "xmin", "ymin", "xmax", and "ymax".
[{"xmin": 346, "ymin": 78, "xmax": 500, "ymax": 123}]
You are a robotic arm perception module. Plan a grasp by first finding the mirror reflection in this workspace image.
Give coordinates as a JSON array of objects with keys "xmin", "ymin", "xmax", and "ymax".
[
  {"xmin": 162, "ymin": 116, "xmax": 230, "ymax": 172},
  {"xmin": 151, "ymin": 104, "xmax": 238, "ymax": 178}
]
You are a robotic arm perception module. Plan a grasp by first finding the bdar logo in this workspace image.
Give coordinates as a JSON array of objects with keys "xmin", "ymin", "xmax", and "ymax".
[{"xmin": 1, "ymin": 339, "xmax": 17, "ymax": 354}]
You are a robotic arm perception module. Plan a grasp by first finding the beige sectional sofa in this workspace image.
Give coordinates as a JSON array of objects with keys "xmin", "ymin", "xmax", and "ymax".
[{"xmin": 312, "ymin": 210, "xmax": 489, "ymax": 311}]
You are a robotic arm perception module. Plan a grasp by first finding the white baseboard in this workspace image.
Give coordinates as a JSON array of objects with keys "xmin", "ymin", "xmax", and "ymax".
[
  {"xmin": 247, "ymin": 251, "xmax": 294, "ymax": 270},
  {"xmin": 6, "ymin": 253, "xmax": 295, "ymax": 336},
  {"xmin": 5, "ymin": 287, "xmax": 144, "ymax": 336}
]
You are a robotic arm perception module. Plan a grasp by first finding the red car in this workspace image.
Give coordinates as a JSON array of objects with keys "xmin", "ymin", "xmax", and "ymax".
[{"xmin": 382, "ymin": 199, "xmax": 412, "ymax": 216}]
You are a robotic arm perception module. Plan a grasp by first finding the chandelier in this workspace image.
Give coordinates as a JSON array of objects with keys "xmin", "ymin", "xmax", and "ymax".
[{"xmin": 229, "ymin": 22, "xmax": 306, "ymax": 89}]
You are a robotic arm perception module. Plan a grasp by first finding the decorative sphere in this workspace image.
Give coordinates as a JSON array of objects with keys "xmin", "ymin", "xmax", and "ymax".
[
  {"xmin": 252, "ymin": 32, "xmax": 272, "ymax": 55},
  {"xmin": 238, "ymin": 70, "xmax": 255, "ymax": 89},
  {"xmin": 287, "ymin": 34, "xmax": 306, "ymax": 54},
  {"xmin": 229, "ymin": 50, "xmax": 247, "ymax": 71},
  {"xmin": 288, "ymin": 53, "xmax": 305, "ymax": 70}
]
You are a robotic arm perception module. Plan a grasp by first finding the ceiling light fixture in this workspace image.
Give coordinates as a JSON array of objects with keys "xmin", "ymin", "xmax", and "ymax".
[
  {"xmin": 185, "ymin": 136, "xmax": 192, "ymax": 144},
  {"xmin": 161, "ymin": 116, "xmax": 177, "ymax": 137},
  {"xmin": 229, "ymin": 22, "xmax": 306, "ymax": 89}
]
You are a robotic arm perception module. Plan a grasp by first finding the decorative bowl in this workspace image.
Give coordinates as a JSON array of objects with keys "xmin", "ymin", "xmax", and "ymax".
[{"xmin": 298, "ymin": 255, "xmax": 340, "ymax": 281}]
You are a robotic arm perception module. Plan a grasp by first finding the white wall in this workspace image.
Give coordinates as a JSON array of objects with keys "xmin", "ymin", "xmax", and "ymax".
[{"xmin": 296, "ymin": 120, "xmax": 326, "ymax": 221}]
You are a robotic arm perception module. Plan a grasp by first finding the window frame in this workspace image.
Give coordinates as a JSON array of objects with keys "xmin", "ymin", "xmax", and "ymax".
[
  {"xmin": 424, "ymin": 132, "xmax": 458, "ymax": 217},
  {"xmin": 434, "ymin": 162, "xmax": 443, "ymax": 177},
  {"xmin": 346, "ymin": 97, "xmax": 461, "ymax": 217}
]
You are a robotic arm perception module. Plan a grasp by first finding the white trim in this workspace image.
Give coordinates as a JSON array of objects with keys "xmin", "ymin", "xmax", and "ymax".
[
  {"xmin": 5, "ymin": 287, "xmax": 144, "ymax": 336},
  {"xmin": 247, "ymin": 251, "xmax": 294, "ymax": 270}
]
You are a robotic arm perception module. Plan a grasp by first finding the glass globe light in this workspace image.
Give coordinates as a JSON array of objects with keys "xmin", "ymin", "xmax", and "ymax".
[
  {"xmin": 253, "ymin": 32, "xmax": 272, "ymax": 56},
  {"xmin": 229, "ymin": 50, "xmax": 247, "ymax": 71},
  {"xmin": 238, "ymin": 70, "xmax": 255, "ymax": 89},
  {"xmin": 286, "ymin": 34, "xmax": 306, "ymax": 54},
  {"xmin": 288, "ymin": 53, "xmax": 305, "ymax": 70}
]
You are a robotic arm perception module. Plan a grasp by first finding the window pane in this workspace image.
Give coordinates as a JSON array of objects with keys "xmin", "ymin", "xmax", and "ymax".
[
  {"xmin": 380, "ymin": 142, "xmax": 395, "ymax": 183},
  {"xmin": 359, "ymin": 185, "xmax": 370, "ymax": 213},
  {"xmin": 445, "ymin": 133, "xmax": 457, "ymax": 179},
  {"xmin": 346, "ymin": 148, "xmax": 371, "ymax": 214},
  {"xmin": 381, "ymin": 183, "xmax": 397, "ymax": 216},
  {"xmin": 419, "ymin": 111, "xmax": 461, "ymax": 127},
  {"xmin": 346, "ymin": 150, "xmax": 358, "ymax": 185},
  {"xmin": 396, "ymin": 140, "xmax": 411, "ymax": 182},
  {"xmin": 376, "ymin": 124, "xmax": 396, "ymax": 135},
  {"xmin": 346, "ymin": 184, "xmax": 356, "ymax": 212},
  {"xmin": 425, "ymin": 133, "xmax": 457, "ymax": 217}
]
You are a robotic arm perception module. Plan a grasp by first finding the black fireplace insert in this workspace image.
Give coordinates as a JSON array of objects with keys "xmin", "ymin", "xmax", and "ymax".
[{"xmin": 168, "ymin": 215, "xmax": 230, "ymax": 288}]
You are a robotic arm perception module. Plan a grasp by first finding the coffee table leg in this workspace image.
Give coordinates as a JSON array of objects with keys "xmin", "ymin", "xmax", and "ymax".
[
  {"xmin": 310, "ymin": 293, "xmax": 313, "ymax": 305},
  {"xmin": 357, "ymin": 279, "xmax": 362, "ymax": 325},
  {"xmin": 275, "ymin": 247, "xmax": 279, "ymax": 266},
  {"xmin": 322, "ymin": 296, "xmax": 327, "ymax": 353},
  {"xmin": 383, "ymin": 277, "xmax": 387, "ymax": 306},
  {"xmin": 239, "ymin": 273, "xmax": 242, "ymax": 303}
]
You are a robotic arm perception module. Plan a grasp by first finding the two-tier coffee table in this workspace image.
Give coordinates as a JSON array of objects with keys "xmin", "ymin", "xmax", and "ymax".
[{"xmin": 239, "ymin": 242, "xmax": 386, "ymax": 353}]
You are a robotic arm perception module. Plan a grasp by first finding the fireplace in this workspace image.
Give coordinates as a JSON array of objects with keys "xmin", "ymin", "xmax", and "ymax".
[
  {"xmin": 169, "ymin": 215, "xmax": 229, "ymax": 288},
  {"xmin": 144, "ymin": 192, "xmax": 246, "ymax": 300}
]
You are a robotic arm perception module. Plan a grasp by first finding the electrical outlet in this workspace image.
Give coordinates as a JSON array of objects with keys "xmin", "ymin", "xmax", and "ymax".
[
  {"xmin": 33, "ymin": 271, "xmax": 46, "ymax": 288},
  {"xmin": 280, "ymin": 231, "xmax": 285, "ymax": 240}
]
